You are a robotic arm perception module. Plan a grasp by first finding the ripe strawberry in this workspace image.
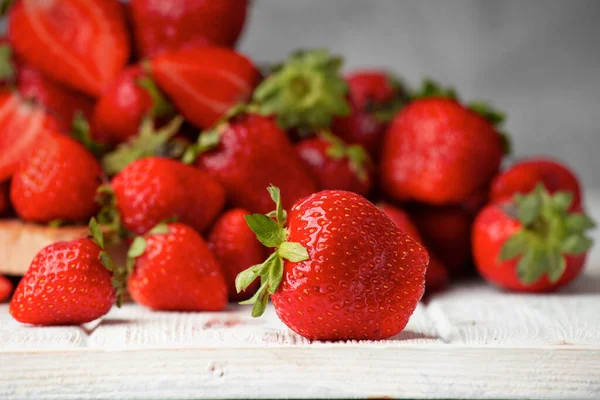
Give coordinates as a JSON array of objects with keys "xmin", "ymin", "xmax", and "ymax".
[
  {"xmin": 130, "ymin": 0, "xmax": 249, "ymax": 58},
  {"xmin": 187, "ymin": 113, "xmax": 317, "ymax": 214},
  {"xmin": 8, "ymin": 0, "xmax": 130, "ymax": 97},
  {"xmin": 93, "ymin": 65, "xmax": 174, "ymax": 145},
  {"xmin": 10, "ymin": 132, "xmax": 102, "ymax": 223},
  {"xmin": 237, "ymin": 186, "xmax": 428, "ymax": 340},
  {"xmin": 208, "ymin": 209, "xmax": 265, "ymax": 302},
  {"xmin": 295, "ymin": 132, "xmax": 373, "ymax": 196},
  {"xmin": 490, "ymin": 157, "xmax": 582, "ymax": 210},
  {"xmin": 473, "ymin": 185, "xmax": 594, "ymax": 292},
  {"xmin": 411, "ymin": 205, "xmax": 474, "ymax": 277},
  {"xmin": 127, "ymin": 222, "xmax": 227, "ymax": 311},
  {"xmin": 380, "ymin": 96, "xmax": 506, "ymax": 204},
  {"xmin": 332, "ymin": 70, "xmax": 407, "ymax": 158},
  {"xmin": 0, "ymin": 275, "xmax": 13, "ymax": 302},
  {"xmin": 379, "ymin": 202, "xmax": 449, "ymax": 293},
  {"xmin": 9, "ymin": 219, "xmax": 123, "ymax": 325},
  {"xmin": 151, "ymin": 47, "xmax": 260, "ymax": 129},
  {"xmin": 0, "ymin": 91, "xmax": 60, "ymax": 181},
  {"xmin": 109, "ymin": 157, "xmax": 225, "ymax": 235}
]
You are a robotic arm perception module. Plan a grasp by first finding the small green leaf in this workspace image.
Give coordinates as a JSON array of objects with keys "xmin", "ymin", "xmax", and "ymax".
[
  {"xmin": 499, "ymin": 230, "xmax": 528, "ymax": 261},
  {"xmin": 235, "ymin": 266, "xmax": 261, "ymax": 293},
  {"xmin": 267, "ymin": 256, "xmax": 284, "ymax": 294},
  {"xmin": 99, "ymin": 251, "xmax": 115, "ymax": 272},
  {"xmin": 545, "ymin": 249, "xmax": 566, "ymax": 283},
  {"xmin": 0, "ymin": 43, "xmax": 15, "ymax": 81},
  {"xmin": 516, "ymin": 245, "xmax": 545, "ymax": 285},
  {"xmin": 347, "ymin": 144, "xmax": 370, "ymax": 182},
  {"xmin": 565, "ymin": 213, "xmax": 596, "ymax": 232},
  {"xmin": 278, "ymin": 241, "xmax": 309, "ymax": 262},
  {"xmin": 517, "ymin": 190, "xmax": 542, "ymax": 226},
  {"xmin": 126, "ymin": 258, "xmax": 136, "ymax": 275},
  {"xmin": 48, "ymin": 219, "xmax": 64, "ymax": 228},
  {"xmin": 552, "ymin": 191, "xmax": 574, "ymax": 212},
  {"xmin": 245, "ymin": 214, "xmax": 286, "ymax": 247},
  {"xmin": 411, "ymin": 78, "xmax": 458, "ymax": 101},
  {"xmin": 251, "ymin": 288, "xmax": 270, "ymax": 318},
  {"xmin": 468, "ymin": 101, "xmax": 506, "ymax": 126},
  {"xmin": 88, "ymin": 217, "xmax": 105, "ymax": 250},
  {"xmin": 267, "ymin": 185, "xmax": 286, "ymax": 226},
  {"xmin": 149, "ymin": 223, "xmax": 170, "ymax": 235},
  {"xmin": 136, "ymin": 76, "xmax": 174, "ymax": 117},
  {"xmin": 561, "ymin": 235, "xmax": 594, "ymax": 254},
  {"xmin": 128, "ymin": 236, "xmax": 147, "ymax": 259},
  {"xmin": 239, "ymin": 281, "xmax": 268, "ymax": 305},
  {"xmin": 71, "ymin": 111, "xmax": 106, "ymax": 157}
]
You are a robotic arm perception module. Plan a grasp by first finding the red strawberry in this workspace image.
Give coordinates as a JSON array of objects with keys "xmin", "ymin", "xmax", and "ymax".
[
  {"xmin": 9, "ymin": 220, "xmax": 122, "ymax": 325},
  {"xmin": 130, "ymin": 0, "xmax": 249, "ymax": 58},
  {"xmin": 490, "ymin": 157, "xmax": 582, "ymax": 210},
  {"xmin": 295, "ymin": 132, "xmax": 373, "ymax": 196},
  {"xmin": 237, "ymin": 187, "xmax": 428, "ymax": 341},
  {"xmin": 110, "ymin": 157, "xmax": 225, "ymax": 235},
  {"xmin": 411, "ymin": 205, "xmax": 474, "ymax": 277},
  {"xmin": 380, "ymin": 97, "xmax": 505, "ymax": 204},
  {"xmin": 8, "ymin": 0, "xmax": 130, "ymax": 97},
  {"xmin": 472, "ymin": 185, "xmax": 594, "ymax": 292},
  {"xmin": 0, "ymin": 275, "xmax": 13, "ymax": 302},
  {"xmin": 151, "ymin": 47, "xmax": 260, "ymax": 129},
  {"xmin": 208, "ymin": 209, "xmax": 265, "ymax": 302},
  {"xmin": 0, "ymin": 182, "xmax": 9, "ymax": 215},
  {"xmin": 10, "ymin": 132, "xmax": 102, "ymax": 223},
  {"xmin": 127, "ymin": 222, "xmax": 227, "ymax": 311},
  {"xmin": 188, "ymin": 113, "xmax": 317, "ymax": 214},
  {"xmin": 93, "ymin": 65, "xmax": 174, "ymax": 144},
  {"xmin": 0, "ymin": 91, "xmax": 60, "ymax": 181},
  {"xmin": 332, "ymin": 70, "xmax": 407, "ymax": 158},
  {"xmin": 379, "ymin": 202, "xmax": 449, "ymax": 293}
]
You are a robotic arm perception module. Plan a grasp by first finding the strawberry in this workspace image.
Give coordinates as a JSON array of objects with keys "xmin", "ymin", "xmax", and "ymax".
[
  {"xmin": 10, "ymin": 132, "xmax": 102, "ymax": 224},
  {"xmin": 490, "ymin": 157, "xmax": 582, "ymax": 210},
  {"xmin": 127, "ymin": 222, "xmax": 227, "ymax": 311},
  {"xmin": 109, "ymin": 157, "xmax": 225, "ymax": 235},
  {"xmin": 0, "ymin": 275, "xmax": 13, "ymax": 302},
  {"xmin": 236, "ymin": 186, "xmax": 428, "ymax": 340},
  {"xmin": 472, "ymin": 185, "xmax": 594, "ymax": 292},
  {"xmin": 411, "ymin": 205, "xmax": 474, "ymax": 277},
  {"xmin": 93, "ymin": 65, "xmax": 174, "ymax": 145},
  {"xmin": 151, "ymin": 47, "xmax": 260, "ymax": 129},
  {"xmin": 0, "ymin": 91, "xmax": 60, "ymax": 181},
  {"xmin": 379, "ymin": 202, "xmax": 449, "ymax": 293},
  {"xmin": 9, "ymin": 219, "xmax": 123, "ymax": 325},
  {"xmin": 8, "ymin": 0, "xmax": 130, "ymax": 97},
  {"xmin": 380, "ymin": 82, "xmax": 507, "ymax": 204},
  {"xmin": 332, "ymin": 70, "xmax": 408, "ymax": 158},
  {"xmin": 252, "ymin": 50, "xmax": 350, "ymax": 136},
  {"xmin": 208, "ymin": 209, "xmax": 265, "ymax": 302},
  {"xmin": 130, "ymin": 0, "xmax": 249, "ymax": 58},
  {"xmin": 295, "ymin": 132, "xmax": 373, "ymax": 196},
  {"xmin": 187, "ymin": 113, "xmax": 317, "ymax": 214}
]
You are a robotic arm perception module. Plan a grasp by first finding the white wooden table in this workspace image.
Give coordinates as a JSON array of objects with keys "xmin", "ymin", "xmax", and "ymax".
[{"xmin": 2, "ymin": 196, "xmax": 600, "ymax": 400}]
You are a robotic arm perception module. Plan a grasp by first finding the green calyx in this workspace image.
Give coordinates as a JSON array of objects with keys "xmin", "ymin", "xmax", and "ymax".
[
  {"xmin": 88, "ymin": 217, "xmax": 127, "ymax": 307},
  {"xmin": 102, "ymin": 115, "xmax": 184, "ymax": 175},
  {"xmin": 252, "ymin": 49, "xmax": 350, "ymax": 132},
  {"xmin": 499, "ymin": 184, "xmax": 596, "ymax": 285},
  {"xmin": 125, "ymin": 222, "xmax": 170, "ymax": 277},
  {"xmin": 236, "ymin": 185, "xmax": 309, "ymax": 317},
  {"xmin": 370, "ymin": 75, "xmax": 409, "ymax": 123},
  {"xmin": 411, "ymin": 78, "xmax": 511, "ymax": 154},
  {"xmin": 136, "ymin": 76, "xmax": 175, "ymax": 118},
  {"xmin": 95, "ymin": 184, "xmax": 127, "ymax": 240},
  {"xmin": 320, "ymin": 131, "xmax": 371, "ymax": 182},
  {"xmin": 71, "ymin": 111, "xmax": 106, "ymax": 157},
  {"xmin": 0, "ymin": 43, "xmax": 15, "ymax": 82}
]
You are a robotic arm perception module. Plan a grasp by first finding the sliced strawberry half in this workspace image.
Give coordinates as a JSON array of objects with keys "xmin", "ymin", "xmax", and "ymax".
[
  {"xmin": 8, "ymin": 0, "xmax": 130, "ymax": 97},
  {"xmin": 0, "ymin": 91, "xmax": 60, "ymax": 181},
  {"xmin": 151, "ymin": 47, "xmax": 260, "ymax": 129}
]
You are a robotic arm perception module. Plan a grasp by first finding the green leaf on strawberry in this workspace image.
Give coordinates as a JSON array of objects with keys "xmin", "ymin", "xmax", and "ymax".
[{"xmin": 320, "ymin": 131, "xmax": 371, "ymax": 182}]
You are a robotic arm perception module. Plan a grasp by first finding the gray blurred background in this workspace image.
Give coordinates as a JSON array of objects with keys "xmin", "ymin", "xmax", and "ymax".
[{"xmin": 239, "ymin": 0, "xmax": 599, "ymax": 188}]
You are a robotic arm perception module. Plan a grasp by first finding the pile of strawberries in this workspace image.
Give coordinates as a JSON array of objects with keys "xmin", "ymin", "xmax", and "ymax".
[{"xmin": 0, "ymin": 0, "xmax": 595, "ymax": 341}]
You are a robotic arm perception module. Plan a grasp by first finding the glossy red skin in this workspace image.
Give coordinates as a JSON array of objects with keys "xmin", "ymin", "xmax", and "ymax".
[
  {"xmin": 10, "ymin": 238, "xmax": 115, "ymax": 325},
  {"xmin": 8, "ymin": 0, "xmax": 130, "ymax": 97},
  {"xmin": 271, "ymin": 190, "xmax": 428, "ymax": 341},
  {"xmin": 112, "ymin": 157, "xmax": 225, "ymax": 235},
  {"xmin": 93, "ymin": 65, "xmax": 154, "ymax": 144},
  {"xmin": 128, "ymin": 223, "xmax": 227, "ymax": 311},
  {"xmin": 380, "ymin": 98, "xmax": 504, "ymax": 204},
  {"xmin": 195, "ymin": 115, "xmax": 317, "ymax": 214},
  {"xmin": 0, "ymin": 275, "xmax": 13, "ymax": 302},
  {"xmin": 411, "ymin": 205, "xmax": 474, "ymax": 277},
  {"xmin": 332, "ymin": 70, "xmax": 398, "ymax": 158},
  {"xmin": 208, "ymin": 209, "xmax": 264, "ymax": 302},
  {"xmin": 490, "ymin": 157, "xmax": 582, "ymax": 210},
  {"xmin": 130, "ymin": 0, "xmax": 248, "ymax": 58},
  {"xmin": 11, "ymin": 133, "xmax": 102, "ymax": 223},
  {"xmin": 17, "ymin": 64, "xmax": 95, "ymax": 131},
  {"xmin": 379, "ymin": 202, "xmax": 449, "ymax": 293},
  {"xmin": 0, "ymin": 92, "xmax": 61, "ymax": 181},
  {"xmin": 151, "ymin": 47, "xmax": 260, "ymax": 129},
  {"xmin": 295, "ymin": 137, "xmax": 373, "ymax": 197},
  {"xmin": 472, "ymin": 203, "xmax": 586, "ymax": 292}
]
